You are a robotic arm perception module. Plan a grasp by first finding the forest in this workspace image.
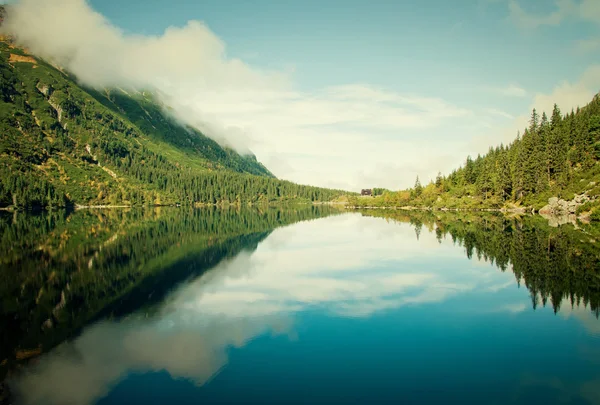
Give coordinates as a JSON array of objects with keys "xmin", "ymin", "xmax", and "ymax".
[{"xmin": 351, "ymin": 94, "xmax": 600, "ymax": 219}]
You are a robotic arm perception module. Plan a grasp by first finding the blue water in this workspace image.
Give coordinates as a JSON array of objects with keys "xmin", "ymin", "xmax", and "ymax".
[{"xmin": 9, "ymin": 213, "xmax": 600, "ymax": 405}]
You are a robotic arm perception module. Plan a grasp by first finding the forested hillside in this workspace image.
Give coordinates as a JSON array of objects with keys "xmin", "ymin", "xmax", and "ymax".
[
  {"xmin": 0, "ymin": 28, "xmax": 349, "ymax": 208},
  {"xmin": 352, "ymin": 94, "xmax": 600, "ymax": 218}
]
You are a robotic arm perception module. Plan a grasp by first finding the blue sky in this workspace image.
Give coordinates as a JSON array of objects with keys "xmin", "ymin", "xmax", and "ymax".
[
  {"xmin": 4, "ymin": 0, "xmax": 600, "ymax": 189},
  {"xmin": 88, "ymin": 0, "xmax": 598, "ymax": 103}
]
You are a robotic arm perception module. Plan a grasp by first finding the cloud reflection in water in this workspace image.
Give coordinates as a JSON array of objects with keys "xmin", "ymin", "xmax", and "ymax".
[{"xmin": 10, "ymin": 214, "xmax": 540, "ymax": 405}]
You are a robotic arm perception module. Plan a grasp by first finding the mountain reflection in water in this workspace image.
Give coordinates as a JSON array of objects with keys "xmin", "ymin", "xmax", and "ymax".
[{"xmin": 3, "ymin": 209, "xmax": 600, "ymax": 405}]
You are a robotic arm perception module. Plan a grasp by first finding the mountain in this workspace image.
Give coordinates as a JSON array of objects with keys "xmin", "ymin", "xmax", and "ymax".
[
  {"xmin": 0, "ymin": 11, "xmax": 349, "ymax": 208},
  {"xmin": 351, "ymin": 94, "xmax": 600, "ymax": 220}
]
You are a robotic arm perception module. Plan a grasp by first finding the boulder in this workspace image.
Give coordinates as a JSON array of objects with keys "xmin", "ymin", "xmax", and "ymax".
[{"xmin": 42, "ymin": 318, "xmax": 53, "ymax": 330}]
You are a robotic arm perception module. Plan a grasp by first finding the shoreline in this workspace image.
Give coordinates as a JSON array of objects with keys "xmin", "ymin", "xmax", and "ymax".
[
  {"xmin": 344, "ymin": 205, "xmax": 529, "ymax": 213},
  {"xmin": 2, "ymin": 200, "xmax": 348, "ymax": 212}
]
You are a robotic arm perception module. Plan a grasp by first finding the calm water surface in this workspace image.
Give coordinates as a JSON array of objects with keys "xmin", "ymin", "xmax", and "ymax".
[{"xmin": 1, "ymin": 208, "xmax": 599, "ymax": 405}]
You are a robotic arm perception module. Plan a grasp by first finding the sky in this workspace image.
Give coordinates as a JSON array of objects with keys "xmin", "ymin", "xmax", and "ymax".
[{"xmin": 2, "ymin": 0, "xmax": 600, "ymax": 190}]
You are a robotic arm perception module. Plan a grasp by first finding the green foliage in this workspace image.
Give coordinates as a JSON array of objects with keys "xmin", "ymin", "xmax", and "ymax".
[
  {"xmin": 576, "ymin": 200, "xmax": 600, "ymax": 215},
  {"xmin": 372, "ymin": 187, "xmax": 390, "ymax": 196}
]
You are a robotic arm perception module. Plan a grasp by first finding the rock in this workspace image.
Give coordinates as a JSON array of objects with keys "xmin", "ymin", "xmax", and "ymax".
[
  {"xmin": 568, "ymin": 201, "xmax": 578, "ymax": 213},
  {"xmin": 541, "ymin": 212, "xmax": 577, "ymax": 227},
  {"xmin": 52, "ymin": 290, "xmax": 66, "ymax": 318},
  {"xmin": 541, "ymin": 194, "xmax": 588, "ymax": 224},
  {"xmin": 42, "ymin": 318, "xmax": 53, "ymax": 330},
  {"xmin": 35, "ymin": 82, "xmax": 53, "ymax": 98}
]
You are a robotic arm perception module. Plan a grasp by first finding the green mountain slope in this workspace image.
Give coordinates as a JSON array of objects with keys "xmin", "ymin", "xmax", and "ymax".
[
  {"xmin": 83, "ymin": 86, "xmax": 273, "ymax": 177},
  {"xmin": 0, "ymin": 33, "xmax": 349, "ymax": 208}
]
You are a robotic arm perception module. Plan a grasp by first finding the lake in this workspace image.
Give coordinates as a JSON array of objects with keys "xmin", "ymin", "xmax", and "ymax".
[{"xmin": 1, "ymin": 207, "xmax": 599, "ymax": 405}]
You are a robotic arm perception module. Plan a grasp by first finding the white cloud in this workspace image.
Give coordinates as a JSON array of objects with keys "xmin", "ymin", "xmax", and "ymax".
[
  {"xmin": 485, "ymin": 108, "xmax": 514, "ymax": 119},
  {"xmin": 483, "ymin": 84, "xmax": 527, "ymax": 98},
  {"xmin": 558, "ymin": 300, "xmax": 600, "ymax": 335},
  {"xmin": 529, "ymin": 65, "xmax": 600, "ymax": 114},
  {"xmin": 470, "ymin": 64, "xmax": 600, "ymax": 155},
  {"xmin": 499, "ymin": 84, "xmax": 528, "ymax": 97}
]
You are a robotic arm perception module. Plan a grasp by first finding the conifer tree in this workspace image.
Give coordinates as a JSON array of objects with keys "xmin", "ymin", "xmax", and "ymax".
[{"xmin": 413, "ymin": 176, "xmax": 423, "ymax": 198}]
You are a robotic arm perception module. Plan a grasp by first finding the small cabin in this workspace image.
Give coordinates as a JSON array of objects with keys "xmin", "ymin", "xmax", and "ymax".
[{"xmin": 361, "ymin": 189, "xmax": 372, "ymax": 196}]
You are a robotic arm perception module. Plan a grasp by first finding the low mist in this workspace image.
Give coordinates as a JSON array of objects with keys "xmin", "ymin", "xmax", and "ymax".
[{"xmin": 0, "ymin": 0, "xmax": 289, "ymax": 154}]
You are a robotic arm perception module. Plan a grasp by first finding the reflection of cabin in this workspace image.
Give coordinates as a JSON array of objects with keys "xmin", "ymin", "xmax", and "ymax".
[{"xmin": 361, "ymin": 189, "xmax": 372, "ymax": 196}]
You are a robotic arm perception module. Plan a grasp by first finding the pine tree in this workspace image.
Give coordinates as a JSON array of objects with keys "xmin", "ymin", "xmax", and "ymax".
[
  {"xmin": 550, "ymin": 104, "xmax": 562, "ymax": 130},
  {"xmin": 529, "ymin": 108, "xmax": 539, "ymax": 134},
  {"xmin": 464, "ymin": 156, "xmax": 476, "ymax": 184},
  {"xmin": 435, "ymin": 172, "xmax": 443, "ymax": 188},
  {"xmin": 538, "ymin": 112, "xmax": 551, "ymax": 189},
  {"xmin": 495, "ymin": 148, "xmax": 512, "ymax": 199},
  {"xmin": 413, "ymin": 176, "xmax": 423, "ymax": 198}
]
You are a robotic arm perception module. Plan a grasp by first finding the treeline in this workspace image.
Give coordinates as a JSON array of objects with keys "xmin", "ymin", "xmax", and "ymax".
[
  {"xmin": 0, "ymin": 39, "xmax": 350, "ymax": 209},
  {"xmin": 352, "ymin": 94, "xmax": 600, "ymax": 212},
  {"xmin": 361, "ymin": 210, "xmax": 600, "ymax": 317},
  {"xmin": 94, "ymin": 136, "xmax": 349, "ymax": 206},
  {"xmin": 0, "ymin": 205, "xmax": 340, "ymax": 377}
]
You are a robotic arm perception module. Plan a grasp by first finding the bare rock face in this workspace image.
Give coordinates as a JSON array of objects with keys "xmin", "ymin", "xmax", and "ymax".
[
  {"xmin": 539, "ymin": 193, "xmax": 596, "ymax": 218},
  {"xmin": 36, "ymin": 82, "xmax": 53, "ymax": 98}
]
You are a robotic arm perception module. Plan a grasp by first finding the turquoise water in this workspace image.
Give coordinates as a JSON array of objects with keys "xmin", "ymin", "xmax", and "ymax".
[{"xmin": 5, "ymin": 211, "xmax": 600, "ymax": 405}]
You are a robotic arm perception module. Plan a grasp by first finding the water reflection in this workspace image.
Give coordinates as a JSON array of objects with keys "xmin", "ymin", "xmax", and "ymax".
[
  {"xmin": 5, "ymin": 211, "xmax": 600, "ymax": 405},
  {"xmin": 0, "ymin": 206, "xmax": 338, "ymax": 380}
]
